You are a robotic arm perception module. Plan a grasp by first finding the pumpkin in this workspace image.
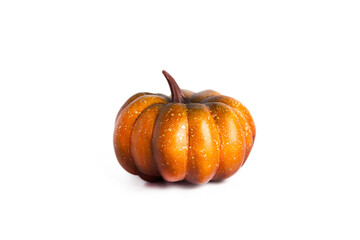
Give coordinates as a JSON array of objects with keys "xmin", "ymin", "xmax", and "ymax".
[{"xmin": 113, "ymin": 71, "xmax": 256, "ymax": 184}]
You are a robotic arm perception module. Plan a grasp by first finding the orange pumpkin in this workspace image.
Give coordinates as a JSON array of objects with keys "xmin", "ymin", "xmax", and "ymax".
[{"xmin": 113, "ymin": 71, "xmax": 256, "ymax": 184}]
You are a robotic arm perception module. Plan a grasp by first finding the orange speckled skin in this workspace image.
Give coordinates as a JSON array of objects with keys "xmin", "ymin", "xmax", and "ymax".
[{"xmin": 114, "ymin": 73, "xmax": 256, "ymax": 184}]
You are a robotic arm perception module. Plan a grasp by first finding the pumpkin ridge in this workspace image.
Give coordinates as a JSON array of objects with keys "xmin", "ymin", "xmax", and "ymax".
[
  {"xmin": 130, "ymin": 103, "xmax": 166, "ymax": 177},
  {"xmin": 150, "ymin": 103, "xmax": 167, "ymax": 178},
  {"xmin": 118, "ymin": 92, "xmax": 151, "ymax": 114},
  {"xmin": 185, "ymin": 104, "xmax": 191, "ymax": 181},
  {"xmin": 203, "ymin": 104, "xmax": 222, "ymax": 182},
  {"xmin": 226, "ymin": 105, "xmax": 247, "ymax": 170},
  {"xmin": 118, "ymin": 93, "xmax": 170, "ymax": 120},
  {"xmin": 114, "ymin": 95, "xmax": 167, "ymax": 174},
  {"xmin": 152, "ymin": 103, "xmax": 189, "ymax": 182},
  {"xmin": 230, "ymin": 106, "xmax": 253, "ymax": 164},
  {"xmin": 185, "ymin": 103, "xmax": 221, "ymax": 183},
  {"xmin": 204, "ymin": 103, "xmax": 224, "ymax": 181},
  {"xmin": 230, "ymin": 106, "xmax": 253, "ymax": 138},
  {"xmin": 205, "ymin": 102, "xmax": 246, "ymax": 180},
  {"xmin": 116, "ymin": 94, "xmax": 168, "ymax": 125},
  {"xmin": 201, "ymin": 95, "xmax": 256, "ymax": 140},
  {"xmin": 191, "ymin": 90, "xmax": 221, "ymax": 103},
  {"xmin": 151, "ymin": 102, "xmax": 171, "ymax": 180}
]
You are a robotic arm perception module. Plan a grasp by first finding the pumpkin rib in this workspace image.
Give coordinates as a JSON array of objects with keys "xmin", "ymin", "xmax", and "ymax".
[
  {"xmin": 117, "ymin": 92, "xmax": 151, "ymax": 123},
  {"xmin": 117, "ymin": 92, "xmax": 170, "ymax": 123},
  {"xmin": 205, "ymin": 102, "xmax": 246, "ymax": 181},
  {"xmin": 185, "ymin": 103, "xmax": 221, "ymax": 184},
  {"xmin": 119, "ymin": 92, "xmax": 151, "ymax": 111},
  {"xmin": 152, "ymin": 103, "xmax": 189, "ymax": 182},
  {"xmin": 200, "ymin": 95, "xmax": 256, "ymax": 140},
  {"xmin": 149, "ymin": 103, "xmax": 168, "ymax": 179},
  {"xmin": 114, "ymin": 95, "xmax": 168, "ymax": 175},
  {"xmin": 185, "ymin": 106, "xmax": 191, "ymax": 181},
  {"xmin": 205, "ymin": 104, "xmax": 223, "ymax": 182},
  {"xmin": 128, "ymin": 101, "xmax": 169, "ymax": 176},
  {"xmin": 181, "ymin": 89, "xmax": 194, "ymax": 100},
  {"xmin": 154, "ymin": 93, "xmax": 171, "ymax": 102},
  {"xmin": 230, "ymin": 107, "xmax": 253, "ymax": 163},
  {"xmin": 190, "ymin": 90, "xmax": 221, "ymax": 103},
  {"xmin": 130, "ymin": 103, "xmax": 166, "ymax": 177},
  {"xmin": 204, "ymin": 103, "xmax": 224, "ymax": 181}
]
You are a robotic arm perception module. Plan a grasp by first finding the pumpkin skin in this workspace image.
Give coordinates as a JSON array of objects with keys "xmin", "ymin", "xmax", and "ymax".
[{"xmin": 114, "ymin": 71, "xmax": 256, "ymax": 184}]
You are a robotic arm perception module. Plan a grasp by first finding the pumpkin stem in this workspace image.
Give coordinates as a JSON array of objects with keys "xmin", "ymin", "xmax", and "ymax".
[{"xmin": 162, "ymin": 70, "xmax": 188, "ymax": 103}]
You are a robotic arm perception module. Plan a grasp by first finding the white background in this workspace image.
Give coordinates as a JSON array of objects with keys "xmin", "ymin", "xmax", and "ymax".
[{"xmin": 1, "ymin": 1, "xmax": 359, "ymax": 239}]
